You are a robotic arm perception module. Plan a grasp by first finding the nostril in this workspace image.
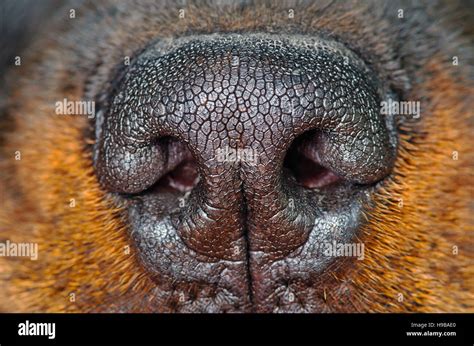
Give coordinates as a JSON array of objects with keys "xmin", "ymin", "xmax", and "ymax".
[
  {"xmin": 284, "ymin": 130, "xmax": 341, "ymax": 189},
  {"xmin": 156, "ymin": 159, "xmax": 200, "ymax": 193},
  {"xmin": 95, "ymin": 133, "xmax": 200, "ymax": 196},
  {"xmin": 130, "ymin": 136, "xmax": 200, "ymax": 195},
  {"xmin": 147, "ymin": 136, "xmax": 199, "ymax": 194}
]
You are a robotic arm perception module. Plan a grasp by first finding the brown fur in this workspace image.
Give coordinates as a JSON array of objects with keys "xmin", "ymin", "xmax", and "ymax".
[{"xmin": 0, "ymin": 0, "xmax": 472, "ymax": 312}]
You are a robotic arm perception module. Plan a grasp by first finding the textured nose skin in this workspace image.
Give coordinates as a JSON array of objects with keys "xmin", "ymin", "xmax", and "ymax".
[{"xmin": 94, "ymin": 34, "xmax": 397, "ymax": 311}]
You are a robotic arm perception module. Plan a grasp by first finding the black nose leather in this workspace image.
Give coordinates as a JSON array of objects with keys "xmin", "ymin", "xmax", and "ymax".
[{"xmin": 94, "ymin": 33, "xmax": 397, "ymax": 312}]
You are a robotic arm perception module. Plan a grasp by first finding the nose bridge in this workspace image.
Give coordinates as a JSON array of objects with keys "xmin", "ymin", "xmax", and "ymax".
[
  {"xmin": 180, "ymin": 44, "xmax": 305, "ymax": 175},
  {"xmin": 173, "ymin": 49, "xmax": 294, "ymax": 259},
  {"xmin": 173, "ymin": 46, "xmax": 321, "ymax": 259}
]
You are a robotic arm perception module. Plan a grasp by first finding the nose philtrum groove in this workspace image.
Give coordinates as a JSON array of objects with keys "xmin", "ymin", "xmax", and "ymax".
[
  {"xmin": 94, "ymin": 33, "xmax": 398, "ymax": 306},
  {"xmin": 239, "ymin": 166, "xmax": 255, "ymax": 307}
]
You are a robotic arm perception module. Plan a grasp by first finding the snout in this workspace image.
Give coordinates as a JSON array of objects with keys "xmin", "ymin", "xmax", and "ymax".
[{"xmin": 94, "ymin": 33, "xmax": 398, "ymax": 312}]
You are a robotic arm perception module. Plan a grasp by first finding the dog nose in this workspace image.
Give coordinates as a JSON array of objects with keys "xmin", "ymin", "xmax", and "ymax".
[{"xmin": 94, "ymin": 34, "xmax": 397, "ymax": 311}]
